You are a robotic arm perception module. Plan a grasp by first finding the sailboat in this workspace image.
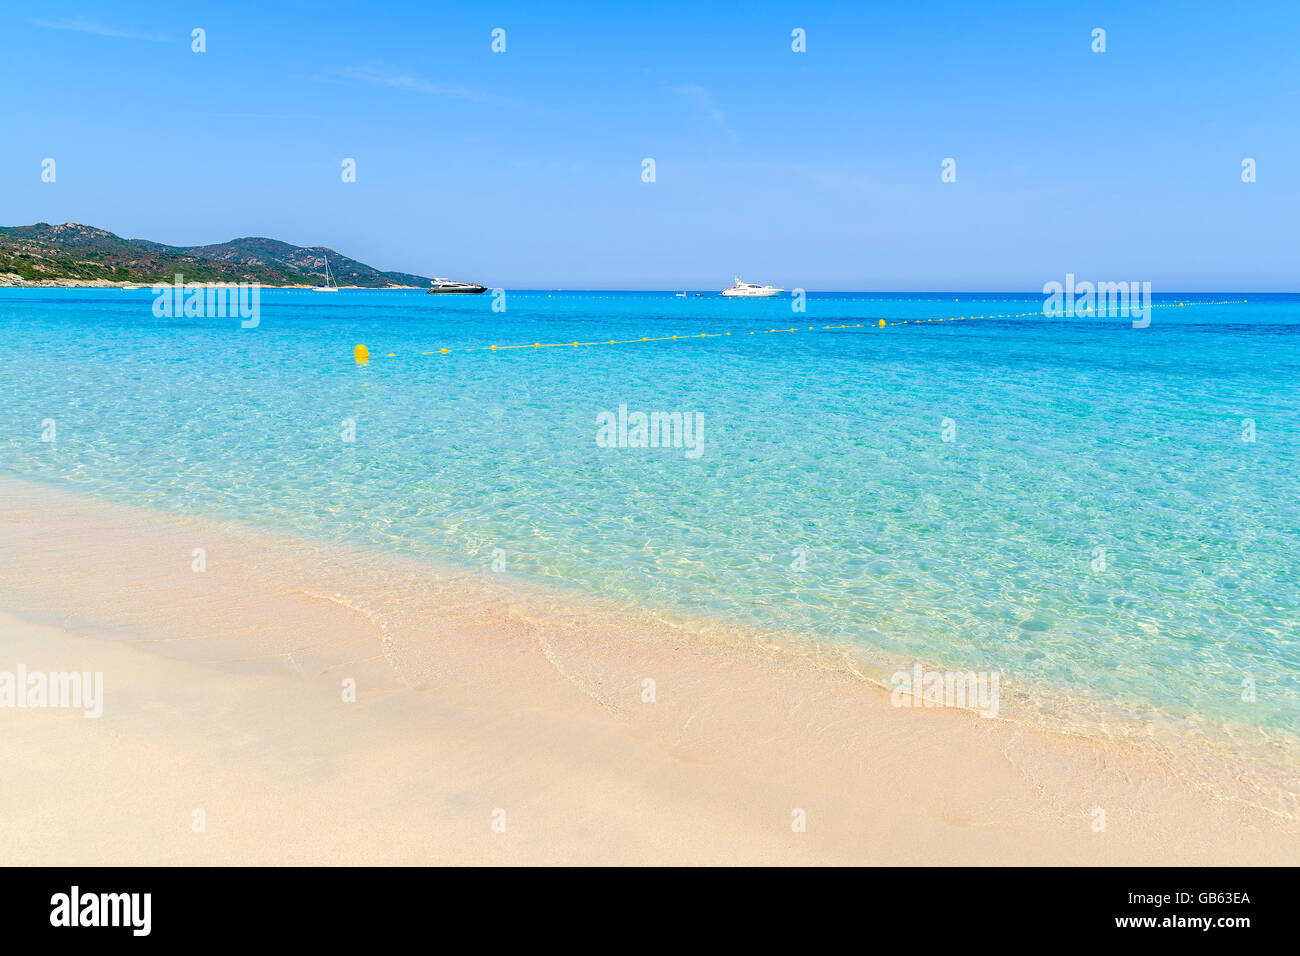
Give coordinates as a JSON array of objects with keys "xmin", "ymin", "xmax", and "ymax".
[{"xmin": 312, "ymin": 254, "xmax": 339, "ymax": 292}]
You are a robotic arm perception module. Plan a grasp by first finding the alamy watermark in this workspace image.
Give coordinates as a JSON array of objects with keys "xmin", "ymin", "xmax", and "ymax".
[
  {"xmin": 1043, "ymin": 273, "xmax": 1151, "ymax": 328},
  {"xmin": 152, "ymin": 273, "xmax": 260, "ymax": 328},
  {"xmin": 0, "ymin": 665, "xmax": 103, "ymax": 718},
  {"xmin": 595, "ymin": 404, "xmax": 705, "ymax": 458},
  {"xmin": 890, "ymin": 662, "xmax": 1000, "ymax": 717},
  {"xmin": 50, "ymin": 886, "xmax": 150, "ymax": 936}
]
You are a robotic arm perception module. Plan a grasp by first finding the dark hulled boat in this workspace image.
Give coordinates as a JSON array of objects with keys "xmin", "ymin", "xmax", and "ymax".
[{"xmin": 427, "ymin": 277, "xmax": 488, "ymax": 294}]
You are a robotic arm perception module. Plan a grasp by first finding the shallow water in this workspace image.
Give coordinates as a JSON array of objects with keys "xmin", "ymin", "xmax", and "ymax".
[{"xmin": 2, "ymin": 288, "xmax": 1296, "ymax": 748}]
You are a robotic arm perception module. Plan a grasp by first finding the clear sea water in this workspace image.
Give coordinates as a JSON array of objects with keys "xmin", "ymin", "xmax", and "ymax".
[{"xmin": 2, "ymin": 289, "xmax": 1297, "ymax": 748}]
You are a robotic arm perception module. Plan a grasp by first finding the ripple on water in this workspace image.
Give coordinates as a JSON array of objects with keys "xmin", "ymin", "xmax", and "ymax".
[{"xmin": 1, "ymin": 290, "xmax": 1297, "ymax": 760}]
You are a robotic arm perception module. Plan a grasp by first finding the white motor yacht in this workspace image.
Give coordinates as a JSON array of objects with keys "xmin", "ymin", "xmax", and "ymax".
[{"xmin": 720, "ymin": 276, "xmax": 783, "ymax": 297}]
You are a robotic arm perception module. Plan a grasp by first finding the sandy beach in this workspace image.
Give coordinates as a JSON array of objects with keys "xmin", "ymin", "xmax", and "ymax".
[{"xmin": 0, "ymin": 476, "xmax": 1294, "ymax": 865}]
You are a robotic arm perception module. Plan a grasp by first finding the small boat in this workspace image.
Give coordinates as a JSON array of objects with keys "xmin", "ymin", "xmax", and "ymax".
[
  {"xmin": 312, "ymin": 254, "xmax": 339, "ymax": 292},
  {"xmin": 427, "ymin": 277, "xmax": 488, "ymax": 294},
  {"xmin": 720, "ymin": 276, "xmax": 783, "ymax": 297},
  {"xmin": 675, "ymin": 292, "xmax": 687, "ymax": 297}
]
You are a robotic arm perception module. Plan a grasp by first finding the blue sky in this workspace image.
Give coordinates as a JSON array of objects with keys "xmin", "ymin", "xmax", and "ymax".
[{"xmin": 2, "ymin": 1, "xmax": 1297, "ymax": 289}]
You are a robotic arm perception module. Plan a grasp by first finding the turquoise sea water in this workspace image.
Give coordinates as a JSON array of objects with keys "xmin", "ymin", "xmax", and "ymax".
[{"xmin": 2, "ymin": 289, "xmax": 1297, "ymax": 746}]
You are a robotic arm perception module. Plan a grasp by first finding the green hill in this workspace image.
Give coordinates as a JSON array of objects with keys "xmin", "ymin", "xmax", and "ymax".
[{"xmin": 0, "ymin": 222, "xmax": 431, "ymax": 288}]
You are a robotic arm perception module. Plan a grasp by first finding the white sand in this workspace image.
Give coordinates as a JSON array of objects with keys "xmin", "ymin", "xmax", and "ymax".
[{"xmin": 0, "ymin": 477, "xmax": 1295, "ymax": 865}]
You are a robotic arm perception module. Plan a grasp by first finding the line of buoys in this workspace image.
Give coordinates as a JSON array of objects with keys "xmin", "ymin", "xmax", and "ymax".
[
  {"xmin": 469, "ymin": 294, "xmax": 1247, "ymax": 306},
  {"xmin": 353, "ymin": 300, "xmax": 1247, "ymax": 363}
]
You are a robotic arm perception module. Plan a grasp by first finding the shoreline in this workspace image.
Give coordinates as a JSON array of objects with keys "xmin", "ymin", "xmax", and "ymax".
[
  {"xmin": 4, "ymin": 284, "xmax": 1294, "ymax": 295},
  {"xmin": 0, "ymin": 279, "xmax": 423, "ymax": 290},
  {"xmin": 1, "ymin": 475, "xmax": 1296, "ymax": 864}
]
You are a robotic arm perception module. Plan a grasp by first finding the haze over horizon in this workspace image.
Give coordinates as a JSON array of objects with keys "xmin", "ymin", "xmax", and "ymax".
[{"xmin": 3, "ymin": 1, "xmax": 1297, "ymax": 290}]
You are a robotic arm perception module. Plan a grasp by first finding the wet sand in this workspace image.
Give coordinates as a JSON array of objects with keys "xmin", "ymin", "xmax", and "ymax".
[{"xmin": 0, "ymin": 477, "xmax": 1295, "ymax": 865}]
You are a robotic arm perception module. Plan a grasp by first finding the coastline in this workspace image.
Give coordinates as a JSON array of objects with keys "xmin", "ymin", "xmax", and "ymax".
[
  {"xmin": 1, "ymin": 475, "xmax": 1296, "ymax": 865},
  {"xmin": 0, "ymin": 278, "xmax": 423, "ymax": 290}
]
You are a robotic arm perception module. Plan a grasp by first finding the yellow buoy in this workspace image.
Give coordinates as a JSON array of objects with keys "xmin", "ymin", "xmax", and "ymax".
[
  {"xmin": 877, "ymin": 319, "xmax": 886, "ymax": 327},
  {"xmin": 354, "ymin": 344, "xmax": 369, "ymax": 364}
]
